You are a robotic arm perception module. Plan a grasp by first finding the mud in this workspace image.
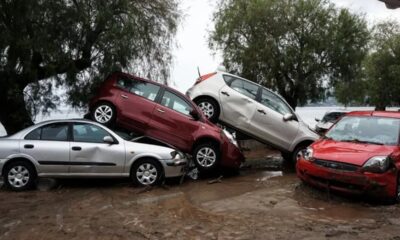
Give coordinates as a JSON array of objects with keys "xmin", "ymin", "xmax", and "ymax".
[{"xmin": 1, "ymin": 150, "xmax": 400, "ymax": 240}]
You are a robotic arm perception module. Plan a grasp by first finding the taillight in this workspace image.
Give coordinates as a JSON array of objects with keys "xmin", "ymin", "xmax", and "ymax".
[{"xmin": 194, "ymin": 72, "xmax": 217, "ymax": 85}]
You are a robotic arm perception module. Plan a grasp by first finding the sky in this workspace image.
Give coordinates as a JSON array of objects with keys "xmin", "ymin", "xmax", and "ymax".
[{"xmin": 170, "ymin": 0, "xmax": 400, "ymax": 93}]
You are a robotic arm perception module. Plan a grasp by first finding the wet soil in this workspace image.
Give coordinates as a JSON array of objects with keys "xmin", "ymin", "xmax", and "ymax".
[{"xmin": 1, "ymin": 150, "xmax": 400, "ymax": 240}]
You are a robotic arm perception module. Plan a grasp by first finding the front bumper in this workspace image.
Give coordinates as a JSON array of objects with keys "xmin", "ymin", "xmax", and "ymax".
[
  {"xmin": 296, "ymin": 158, "xmax": 397, "ymax": 199},
  {"xmin": 220, "ymin": 140, "xmax": 245, "ymax": 169},
  {"xmin": 161, "ymin": 157, "xmax": 188, "ymax": 178}
]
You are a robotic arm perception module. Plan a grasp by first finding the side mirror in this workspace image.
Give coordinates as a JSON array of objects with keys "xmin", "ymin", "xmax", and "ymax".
[
  {"xmin": 103, "ymin": 136, "xmax": 115, "ymax": 144},
  {"xmin": 190, "ymin": 109, "xmax": 200, "ymax": 120},
  {"xmin": 283, "ymin": 113, "xmax": 296, "ymax": 121},
  {"xmin": 315, "ymin": 118, "xmax": 320, "ymax": 122}
]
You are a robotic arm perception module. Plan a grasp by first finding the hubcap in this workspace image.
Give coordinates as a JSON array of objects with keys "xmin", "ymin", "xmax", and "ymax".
[
  {"xmin": 136, "ymin": 163, "xmax": 158, "ymax": 185},
  {"xmin": 8, "ymin": 166, "xmax": 30, "ymax": 188},
  {"xmin": 296, "ymin": 149, "xmax": 304, "ymax": 162},
  {"xmin": 198, "ymin": 102, "xmax": 214, "ymax": 119},
  {"xmin": 94, "ymin": 105, "xmax": 113, "ymax": 123},
  {"xmin": 196, "ymin": 147, "xmax": 216, "ymax": 168}
]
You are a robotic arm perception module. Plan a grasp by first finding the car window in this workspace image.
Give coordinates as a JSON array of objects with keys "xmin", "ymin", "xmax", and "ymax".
[
  {"xmin": 260, "ymin": 89, "xmax": 292, "ymax": 115},
  {"xmin": 161, "ymin": 91, "xmax": 193, "ymax": 116},
  {"xmin": 228, "ymin": 78, "xmax": 259, "ymax": 100},
  {"xmin": 25, "ymin": 128, "xmax": 41, "ymax": 140},
  {"xmin": 116, "ymin": 78, "xmax": 160, "ymax": 101},
  {"xmin": 41, "ymin": 123, "xmax": 69, "ymax": 141},
  {"xmin": 73, "ymin": 123, "xmax": 112, "ymax": 143}
]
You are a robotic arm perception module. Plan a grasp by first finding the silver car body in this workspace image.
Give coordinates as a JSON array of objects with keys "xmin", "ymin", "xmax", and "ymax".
[
  {"xmin": 186, "ymin": 71, "xmax": 319, "ymax": 152},
  {"xmin": 0, "ymin": 120, "xmax": 186, "ymax": 179}
]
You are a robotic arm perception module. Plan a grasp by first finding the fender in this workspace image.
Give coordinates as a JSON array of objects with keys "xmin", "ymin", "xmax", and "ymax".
[{"xmin": 124, "ymin": 153, "xmax": 163, "ymax": 174}]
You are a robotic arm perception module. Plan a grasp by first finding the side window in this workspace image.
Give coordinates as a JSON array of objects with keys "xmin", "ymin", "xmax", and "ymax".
[
  {"xmin": 117, "ymin": 77, "xmax": 160, "ymax": 101},
  {"xmin": 260, "ymin": 89, "xmax": 292, "ymax": 115},
  {"xmin": 228, "ymin": 78, "xmax": 259, "ymax": 100},
  {"xmin": 25, "ymin": 128, "xmax": 41, "ymax": 140},
  {"xmin": 73, "ymin": 123, "xmax": 112, "ymax": 143},
  {"xmin": 161, "ymin": 91, "xmax": 193, "ymax": 116},
  {"xmin": 41, "ymin": 123, "xmax": 69, "ymax": 141}
]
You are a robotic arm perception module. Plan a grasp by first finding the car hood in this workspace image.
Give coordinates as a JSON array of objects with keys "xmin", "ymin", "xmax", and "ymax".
[{"xmin": 312, "ymin": 139, "xmax": 397, "ymax": 166}]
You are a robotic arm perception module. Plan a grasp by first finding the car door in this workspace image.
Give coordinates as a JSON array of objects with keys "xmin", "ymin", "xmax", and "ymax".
[
  {"xmin": 69, "ymin": 122, "xmax": 126, "ymax": 175},
  {"xmin": 218, "ymin": 75, "xmax": 259, "ymax": 130},
  {"xmin": 115, "ymin": 77, "xmax": 161, "ymax": 133},
  {"xmin": 250, "ymin": 88, "xmax": 299, "ymax": 150},
  {"xmin": 21, "ymin": 122, "xmax": 70, "ymax": 174},
  {"xmin": 146, "ymin": 89, "xmax": 199, "ymax": 153}
]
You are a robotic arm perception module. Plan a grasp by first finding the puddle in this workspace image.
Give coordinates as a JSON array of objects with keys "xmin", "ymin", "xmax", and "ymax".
[{"xmin": 256, "ymin": 171, "xmax": 283, "ymax": 182}]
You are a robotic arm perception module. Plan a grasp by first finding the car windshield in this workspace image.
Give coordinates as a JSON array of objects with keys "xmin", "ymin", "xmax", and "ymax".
[{"xmin": 325, "ymin": 116, "xmax": 400, "ymax": 145}]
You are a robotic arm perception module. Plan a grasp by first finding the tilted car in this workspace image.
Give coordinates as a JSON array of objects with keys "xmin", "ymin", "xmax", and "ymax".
[
  {"xmin": 297, "ymin": 111, "xmax": 400, "ymax": 202},
  {"xmin": 315, "ymin": 110, "xmax": 348, "ymax": 135},
  {"xmin": 0, "ymin": 119, "xmax": 187, "ymax": 191},
  {"xmin": 186, "ymin": 71, "xmax": 319, "ymax": 162},
  {"xmin": 88, "ymin": 72, "xmax": 244, "ymax": 173}
]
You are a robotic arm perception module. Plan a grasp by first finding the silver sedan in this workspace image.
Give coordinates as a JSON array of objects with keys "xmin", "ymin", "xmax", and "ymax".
[{"xmin": 0, "ymin": 119, "xmax": 187, "ymax": 191}]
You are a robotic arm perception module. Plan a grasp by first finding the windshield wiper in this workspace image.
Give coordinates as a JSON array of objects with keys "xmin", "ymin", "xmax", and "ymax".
[{"xmin": 341, "ymin": 139, "xmax": 384, "ymax": 145}]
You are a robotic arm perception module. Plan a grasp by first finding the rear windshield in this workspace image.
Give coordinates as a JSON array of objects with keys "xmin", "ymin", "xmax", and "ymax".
[{"xmin": 325, "ymin": 116, "xmax": 400, "ymax": 145}]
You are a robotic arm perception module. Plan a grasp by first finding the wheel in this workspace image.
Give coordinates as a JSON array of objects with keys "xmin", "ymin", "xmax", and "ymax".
[
  {"xmin": 193, "ymin": 143, "xmax": 220, "ymax": 173},
  {"xmin": 131, "ymin": 159, "xmax": 163, "ymax": 186},
  {"xmin": 4, "ymin": 161, "xmax": 36, "ymax": 191},
  {"xmin": 91, "ymin": 102, "xmax": 116, "ymax": 127},
  {"xmin": 282, "ymin": 144, "xmax": 310, "ymax": 163},
  {"xmin": 195, "ymin": 98, "xmax": 220, "ymax": 123}
]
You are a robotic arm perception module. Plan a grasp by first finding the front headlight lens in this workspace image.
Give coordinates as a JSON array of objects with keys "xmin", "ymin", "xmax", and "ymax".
[
  {"xmin": 303, "ymin": 147, "xmax": 314, "ymax": 161},
  {"xmin": 362, "ymin": 156, "xmax": 390, "ymax": 173},
  {"xmin": 222, "ymin": 129, "xmax": 238, "ymax": 147},
  {"xmin": 170, "ymin": 151, "xmax": 183, "ymax": 160}
]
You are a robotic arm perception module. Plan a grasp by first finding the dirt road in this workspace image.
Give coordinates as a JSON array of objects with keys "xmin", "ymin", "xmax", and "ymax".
[{"xmin": 0, "ymin": 153, "xmax": 400, "ymax": 240}]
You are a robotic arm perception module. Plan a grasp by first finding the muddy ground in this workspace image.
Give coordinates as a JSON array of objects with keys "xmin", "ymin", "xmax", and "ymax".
[{"xmin": 1, "ymin": 149, "xmax": 400, "ymax": 240}]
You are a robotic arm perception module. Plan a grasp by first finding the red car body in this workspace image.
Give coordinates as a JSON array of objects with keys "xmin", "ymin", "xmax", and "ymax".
[
  {"xmin": 297, "ymin": 111, "xmax": 400, "ymax": 200},
  {"xmin": 88, "ymin": 72, "xmax": 244, "ymax": 169}
]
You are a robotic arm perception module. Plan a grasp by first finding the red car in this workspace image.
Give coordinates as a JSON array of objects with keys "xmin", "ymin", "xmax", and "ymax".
[
  {"xmin": 297, "ymin": 111, "xmax": 400, "ymax": 202},
  {"xmin": 88, "ymin": 72, "xmax": 244, "ymax": 173}
]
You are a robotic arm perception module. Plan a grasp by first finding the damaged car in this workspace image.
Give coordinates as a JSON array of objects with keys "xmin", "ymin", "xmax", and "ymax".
[
  {"xmin": 186, "ymin": 71, "xmax": 319, "ymax": 162},
  {"xmin": 297, "ymin": 111, "xmax": 400, "ymax": 202},
  {"xmin": 0, "ymin": 119, "xmax": 187, "ymax": 191}
]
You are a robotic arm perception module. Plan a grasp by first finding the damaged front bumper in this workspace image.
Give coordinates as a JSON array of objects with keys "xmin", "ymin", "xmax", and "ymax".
[{"xmin": 296, "ymin": 158, "xmax": 397, "ymax": 199}]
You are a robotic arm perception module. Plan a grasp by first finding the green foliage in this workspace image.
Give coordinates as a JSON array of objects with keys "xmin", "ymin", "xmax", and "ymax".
[
  {"xmin": 363, "ymin": 21, "xmax": 400, "ymax": 110},
  {"xmin": 210, "ymin": 0, "xmax": 369, "ymax": 108},
  {"xmin": 0, "ymin": 0, "xmax": 180, "ymax": 133}
]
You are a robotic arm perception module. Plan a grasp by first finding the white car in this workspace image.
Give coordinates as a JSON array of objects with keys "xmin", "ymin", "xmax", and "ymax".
[
  {"xmin": 0, "ymin": 119, "xmax": 187, "ymax": 191},
  {"xmin": 186, "ymin": 71, "xmax": 319, "ymax": 162},
  {"xmin": 315, "ymin": 110, "xmax": 348, "ymax": 134}
]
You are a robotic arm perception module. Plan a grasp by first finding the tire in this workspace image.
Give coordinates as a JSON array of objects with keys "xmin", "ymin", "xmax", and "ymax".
[
  {"xmin": 131, "ymin": 159, "xmax": 163, "ymax": 186},
  {"xmin": 193, "ymin": 143, "xmax": 220, "ymax": 173},
  {"xmin": 91, "ymin": 102, "xmax": 116, "ymax": 127},
  {"xmin": 282, "ymin": 144, "xmax": 311, "ymax": 163},
  {"xmin": 195, "ymin": 97, "xmax": 220, "ymax": 123},
  {"xmin": 4, "ymin": 160, "xmax": 36, "ymax": 191}
]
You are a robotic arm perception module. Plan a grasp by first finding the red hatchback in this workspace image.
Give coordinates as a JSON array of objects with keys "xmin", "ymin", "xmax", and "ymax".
[
  {"xmin": 297, "ymin": 111, "xmax": 400, "ymax": 202},
  {"xmin": 88, "ymin": 72, "xmax": 244, "ymax": 172}
]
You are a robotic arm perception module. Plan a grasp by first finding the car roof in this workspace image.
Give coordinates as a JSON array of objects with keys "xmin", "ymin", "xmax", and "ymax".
[{"xmin": 346, "ymin": 111, "xmax": 400, "ymax": 118}]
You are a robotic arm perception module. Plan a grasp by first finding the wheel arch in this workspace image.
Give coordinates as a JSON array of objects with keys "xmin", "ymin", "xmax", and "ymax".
[
  {"xmin": 128, "ymin": 155, "xmax": 164, "ymax": 177},
  {"xmin": 192, "ymin": 136, "xmax": 221, "ymax": 153},
  {"xmin": 193, "ymin": 95, "xmax": 221, "ymax": 109},
  {"xmin": 290, "ymin": 140, "xmax": 314, "ymax": 153},
  {"xmin": 2, "ymin": 157, "xmax": 38, "ymax": 177}
]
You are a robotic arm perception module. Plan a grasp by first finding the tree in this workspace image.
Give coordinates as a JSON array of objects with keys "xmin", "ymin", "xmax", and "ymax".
[
  {"xmin": 364, "ymin": 21, "xmax": 400, "ymax": 110},
  {"xmin": 210, "ymin": 0, "xmax": 369, "ymax": 109},
  {"xmin": 0, "ymin": 0, "xmax": 180, "ymax": 135}
]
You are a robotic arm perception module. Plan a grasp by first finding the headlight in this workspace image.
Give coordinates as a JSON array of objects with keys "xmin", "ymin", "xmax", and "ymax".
[
  {"xmin": 303, "ymin": 147, "xmax": 314, "ymax": 161},
  {"xmin": 170, "ymin": 151, "xmax": 183, "ymax": 160},
  {"xmin": 362, "ymin": 156, "xmax": 391, "ymax": 173},
  {"xmin": 222, "ymin": 129, "xmax": 238, "ymax": 147}
]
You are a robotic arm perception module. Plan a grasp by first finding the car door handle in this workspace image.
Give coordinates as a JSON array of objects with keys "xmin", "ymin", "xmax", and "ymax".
[
  {"xmin": 157, "ymin": 108, "xmax": 165, "ymax": 113},
  {"xmin": 72, "ymin": 146, "xmax": 82, "ymax": 151},
  {"xmin": 121, "ymin": 94, "xmax": 129, "ymax": 99},
  {"xmin": 221, "ymin": 91, "xmax": 230, "ymax": 97},
  {"xmin": 257, "ymin": 109, "xmax": 266, "ymax": 115},
  {"xmin": 24, "ymin": 144, "xmax": 34, "ymax": 149}
]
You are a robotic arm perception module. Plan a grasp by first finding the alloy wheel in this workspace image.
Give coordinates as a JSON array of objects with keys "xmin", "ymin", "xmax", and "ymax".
[
  {"xmin": 8, "ymin": 166, "xmax": 30, "ymax": 188},
  {"xmin": 136, "ymin": 163, "xmax": 158, "ymax": 185},
  {"xmin": 94, "ymin": 105, "xmax": 113, "ymax": 123},
  {"xmin": 198, "ymin": 102, "xmax": 214, "ymax": 119},
  {"xmin": 196, "ymin": 147, "xmax": 217, "ymax": 168}
]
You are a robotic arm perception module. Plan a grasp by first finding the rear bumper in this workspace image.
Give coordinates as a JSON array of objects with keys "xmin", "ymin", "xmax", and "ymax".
[
  {"xmin": 296, "ymin": 158, "xmax": 397, "ymax": 199},
  {"xmin": 220, "ymin": 141, "xmax": 245, "ymax": 169}
]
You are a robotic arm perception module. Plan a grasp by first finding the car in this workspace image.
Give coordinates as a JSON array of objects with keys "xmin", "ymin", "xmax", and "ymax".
[
  {"xmin": 0, "ymin": 119, "xmax": 188, "ymax": 191},
  {"xmin": 186, "ymin": 71, "xmax": 319, "ymax": 162},
  {"xmin": 297, "ymin": 111, "xmax": 400, "ymax": 202},
  {"xmin": 88, "ymin": 72, "xmax": 244, "ymax": 173},
  {"xmin": 314, "ymin": 110, "xmax": 348, "ymax": 134}
]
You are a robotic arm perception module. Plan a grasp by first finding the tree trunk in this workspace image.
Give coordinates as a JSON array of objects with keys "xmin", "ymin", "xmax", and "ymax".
[
  {"xmin": 285, "ymin": 96, "xmax": 298, "ymax": 111},
  {"xmin": 0, "ymin": 85, "xmax": 34, "ymax": 135}
]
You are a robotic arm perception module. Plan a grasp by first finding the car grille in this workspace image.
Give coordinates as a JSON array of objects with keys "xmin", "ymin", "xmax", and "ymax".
[{"xmin": 313, "ymin": 159, "xmax": 359, "ymax": 172}]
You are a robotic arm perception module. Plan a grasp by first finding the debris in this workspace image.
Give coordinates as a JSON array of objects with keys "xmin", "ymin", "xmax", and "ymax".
[
  {"xmin": 135, "ymin": 185, "xmax": 153, "ymax": 194},
  {"xmin": 208, "ymin": 176, "xmax": 223, "ymax": 184},
  {"xmin": 187, "ymin": 168, "xmax": 199, "ymax": 180}
]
